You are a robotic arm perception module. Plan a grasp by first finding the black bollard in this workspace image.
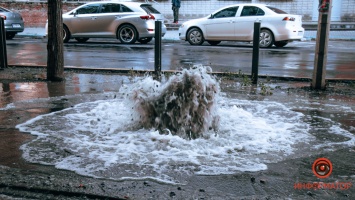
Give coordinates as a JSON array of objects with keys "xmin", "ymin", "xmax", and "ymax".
[
  {"xmin": 0, "ymin": 17, "xmax": 8, "ymax": 69},
  {"xmin": 251, "ymin": 21, "xmax": 260, "ymax": 84},
  {"xmin": 154, "ymin": 21, "xmax": 162, "ymax": 81}
]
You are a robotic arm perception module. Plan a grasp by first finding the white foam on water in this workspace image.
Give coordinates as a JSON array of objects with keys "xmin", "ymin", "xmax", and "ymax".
[
  {"xmin": 15, "ymin": 69, "xmax": 355, "ymax": 184},
  {"xmin": 16, "ymin": 96, "xmax": 316, "ymax": 183},
  {"xmin": 0, "ymin": 103, "xmax": 15, "ymax": 110}
]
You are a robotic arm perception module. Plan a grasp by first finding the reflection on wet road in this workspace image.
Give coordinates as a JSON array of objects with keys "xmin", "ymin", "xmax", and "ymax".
[
  {"xmin": 0, "ymin": 71, "xmax": 130, "ymax": 168},
  {"xmin": 5, "ymin": 38, "xmax": 355, "ymax": 79}
]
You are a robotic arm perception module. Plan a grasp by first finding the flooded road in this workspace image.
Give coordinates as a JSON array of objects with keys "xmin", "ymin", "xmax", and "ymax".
[{"xmin": 5, "ymin": 38, "xmax": 355, "ymax": 79}]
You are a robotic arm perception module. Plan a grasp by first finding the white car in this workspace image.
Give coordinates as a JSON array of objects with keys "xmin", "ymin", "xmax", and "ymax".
[
  {"xmin": 47, "ymin": 1, "xmax": 166, "ymax": 44},
  {"xmin": 179, "ymin": 4, "xmax": 304, "ymax": 48}
]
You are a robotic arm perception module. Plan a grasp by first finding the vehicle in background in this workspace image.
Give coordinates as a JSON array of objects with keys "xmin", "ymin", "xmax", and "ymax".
[
  {"xmin": 46, "ymin": 1, "xmax": 166, "ymax": 44},
  {"xmin": 179, "ymin": 4, "xmax": 304, "ymax": 48},
  {"xmin": 0, "ymin": 6, "xmax": 24, "ymax": 39}
]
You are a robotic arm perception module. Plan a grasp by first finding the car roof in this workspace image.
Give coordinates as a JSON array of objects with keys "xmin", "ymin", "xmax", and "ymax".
[
  {"xmin": 217, "ymin": 3, "xmax": 268, "ymax": 9},
  {"xmin": 212, "ymin": 4, "xmax": 277, "ymax": 14},
  {"xmin": 66, "ymin": 1, "xmax": 154, "ymax": 14},
  {"xmin": 78, "ymin": 1, "xmax": 153, "ymax": 11},
  {"xmin": 84, "ymin": 1, "xmax": 153, "ymax": 6},
  {"xmin": 0, "ymin": 6, "xmax": 11, "ymax": 12}
]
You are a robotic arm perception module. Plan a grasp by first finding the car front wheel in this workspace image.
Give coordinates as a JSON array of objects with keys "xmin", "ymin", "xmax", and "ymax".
[
  {"xmin": 187, "ymin": 28, "xmax": 204, "ymax": 45},
  {"xmin": 259, "ymin": 29, "xmax": 274, "ymax": 48},
  {"xmin": 63, "ymin": 26, "xmax": 70, "ymax": 43},
  {"xmin": 118, "ymin": 24, "xmax": 137, "ymax": 44}
]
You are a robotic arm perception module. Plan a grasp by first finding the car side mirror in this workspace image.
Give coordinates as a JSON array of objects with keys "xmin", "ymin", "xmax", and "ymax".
[
  {"xmin": 209, "ymin": 14, "xmax": 213, "ymax": 19},
  {"xmin": 73, "ymin": 11, "xmax": 78, "ymax": 17}
]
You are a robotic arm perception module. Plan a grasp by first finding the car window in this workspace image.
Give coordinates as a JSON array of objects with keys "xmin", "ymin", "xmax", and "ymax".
[
  {"xmin": 213, "ymin": 6, "xmax": 239, "ymax": 18},
  {"xmin": 76, "ymin": 4, "xmax": 100, "ymax": 14},
  {"xmin": 141, "ymin": 5, "xmax": 161, "ymax": 14},
  {"xmin": 241, "ymin": 6, "xmax": 265, "ymax": 16},
  {"xmin": 266, "ymin": 6, "xmax": 288, "ymax": 14},
  {"xmin": 100, "ymin": 3, "xmax": 121, "ymax": 13},
  {"xmin": 121, "ymin": 5, "xmax": 133, "ymax": 13}
]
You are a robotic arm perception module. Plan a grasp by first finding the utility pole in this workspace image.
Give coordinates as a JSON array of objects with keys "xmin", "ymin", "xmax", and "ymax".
[
  {"xmin": 47, "ymin": 0, "xmax": 64, "ymax": 81},
  {"xmin": 312, "ymin": 0, "xmax": 332, "ymax": 90}
]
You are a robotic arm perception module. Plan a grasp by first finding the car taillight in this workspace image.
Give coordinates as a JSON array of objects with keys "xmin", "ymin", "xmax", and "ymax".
[
  {"xmin": 0, "ymin": 15, "xmax": 6, "ymax": 20},
  {"xmin": 283, "ymin": 17, "xmax": 295, "ymax": 21},
  {"xmin": 140, "ymin": 14, "xmax": 155, "ymax": 20}
]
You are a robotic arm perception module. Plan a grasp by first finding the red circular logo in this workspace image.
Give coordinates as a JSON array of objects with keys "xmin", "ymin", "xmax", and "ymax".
[{"xmin": 312, "ymin": 158, "xmax": 333, "ymax": 179}]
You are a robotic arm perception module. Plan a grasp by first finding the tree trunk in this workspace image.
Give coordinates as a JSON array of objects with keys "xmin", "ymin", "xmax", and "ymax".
[{"xmin": 47, "ymin": 0, "xmax": 64, "ymax": 81}]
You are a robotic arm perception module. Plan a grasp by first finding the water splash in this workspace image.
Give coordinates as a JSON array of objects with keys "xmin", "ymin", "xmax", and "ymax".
[
  {"xmin": 15, "ymin": 66, "xmax": 355, "ymax": 184},
  {"xmin": 123, "ymin": 66, "xmax": 219, "ymax": 139}
]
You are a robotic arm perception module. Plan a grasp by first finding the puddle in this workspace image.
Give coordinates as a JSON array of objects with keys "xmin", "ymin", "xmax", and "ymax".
[{"xmin": 14, "ymin": 67, "xmax": 355, "ymax": 184}]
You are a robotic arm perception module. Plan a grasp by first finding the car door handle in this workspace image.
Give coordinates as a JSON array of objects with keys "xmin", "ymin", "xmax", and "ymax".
[
  {"xmin": 115, "ymin": 16, "xmax": 121, "ymax": 19},
  {"xmin": 91, "ymin": 17, "xmax": 97, "ymax": 20}
]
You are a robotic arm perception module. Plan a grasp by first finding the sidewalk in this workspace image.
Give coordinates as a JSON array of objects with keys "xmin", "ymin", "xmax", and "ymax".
[{"xmin": 16, "ymin": 27, "xmax": 355, "ymax": 41}]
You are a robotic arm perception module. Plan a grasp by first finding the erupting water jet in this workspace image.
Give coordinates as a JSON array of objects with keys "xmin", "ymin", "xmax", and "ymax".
[{"xmin": 127, "ymin": 66, "xmax": 220, "ymax": 139}]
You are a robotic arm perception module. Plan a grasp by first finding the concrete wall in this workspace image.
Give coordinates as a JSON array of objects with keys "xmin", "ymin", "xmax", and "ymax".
[{"xmin": 1, "ymin": 0, "xmax": 354, "ymax": 28}]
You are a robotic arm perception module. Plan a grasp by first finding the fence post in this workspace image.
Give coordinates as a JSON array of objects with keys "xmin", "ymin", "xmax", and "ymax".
[
  {"xmin": 0, "ymin": 17, "xmax": 8, "ymax": 69},
  {"xmin": 154, "ymin": 21, "xmax": 162, "ymax": 81},
  {"xmin": 251, "ymin": 20, "xmax": 260, "ymax": 84}
]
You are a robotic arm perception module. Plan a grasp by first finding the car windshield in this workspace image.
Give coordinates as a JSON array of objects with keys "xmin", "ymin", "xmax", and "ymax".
[
  {"xmin": 266, "ymin": 6, "xmax": 288, "ymax": 14},
  {"xmin": 141, "ymin": 4, "xmax": 161, "ymax": 14}
]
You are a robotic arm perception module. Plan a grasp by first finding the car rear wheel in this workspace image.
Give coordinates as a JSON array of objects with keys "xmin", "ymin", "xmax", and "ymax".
[
  {"xmin": 274, "ymin": 41, "xmax": 288, "ymax": 47},
  {"xmin": 118, "ymin": 24, "xmax": 137, "ymax": 44},
  {"xmin": 207, "ymin": 41, "xmax": 221, "ymax": 46},
  {"xmin": 6, "ymin": 33, "xmax": 16, "ymax": 40},
  {"xmin": 75, "ymin": 38, "xmax": 89, "ymax": 43},
  {"xmin": 63, "ymin": 26, "xmax": 70, "ymax": 43},
  {"xmin": 259, "ymin": 29, "xmax": 274, "ymax": 48},
  {"xmin": 187, "ymin": 28, "xmax": 204, "ymax": 45},
  {"xmin": 138, "ymin": 37, "xmax": 152, "ymax": 44}
]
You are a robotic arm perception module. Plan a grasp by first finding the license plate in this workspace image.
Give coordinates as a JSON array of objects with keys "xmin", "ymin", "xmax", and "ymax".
[{"xmin": 12, "ymin": 24, "xmax": 21, "ymax": 28}]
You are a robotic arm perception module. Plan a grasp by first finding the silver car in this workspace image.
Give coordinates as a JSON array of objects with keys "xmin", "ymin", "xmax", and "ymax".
[
  {"xmin": 0, "ymin": 6, "xmax": 24, "ymax": 39},
  {"xmin": 57, "ymin": 1, "xmax": 166, "ymax": 44},
  {"xmin": 179, "ymin": 4, "xmax": 304, "ymax": 48}
]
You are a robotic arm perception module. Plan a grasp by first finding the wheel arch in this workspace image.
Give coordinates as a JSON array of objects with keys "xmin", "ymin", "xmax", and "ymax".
[
  {"xmin": 63, "ymin": 24, "xmax": 70, "ymax": 34},
  {"xmin": 260, "ymin": 27, "xmax": 274, "ymax": 40},
  {"xmin": 62, "ymin": 24, "xmax": 71, "ymax": 43}
]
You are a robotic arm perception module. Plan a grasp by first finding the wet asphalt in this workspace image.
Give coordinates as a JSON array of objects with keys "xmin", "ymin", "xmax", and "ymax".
[{"xmin": 0, "ymin": 65, "xmax": 354, "ymax": 199}]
